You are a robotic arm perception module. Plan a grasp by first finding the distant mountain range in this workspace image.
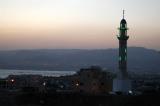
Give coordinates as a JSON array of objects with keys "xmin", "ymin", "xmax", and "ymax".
[{"xmin": 0, "ymin": 47, "xmax": 159, "ymax": 73}]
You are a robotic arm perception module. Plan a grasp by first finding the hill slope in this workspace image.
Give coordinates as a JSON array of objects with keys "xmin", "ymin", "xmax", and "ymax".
[{"xmin": 0, "ymin": 47, "xmax": 159, "ymax": 73}]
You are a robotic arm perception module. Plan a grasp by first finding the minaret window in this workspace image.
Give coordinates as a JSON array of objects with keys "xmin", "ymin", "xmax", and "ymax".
[{"xmin": 125, "ymin": 49, "xmax": 127, "ymax": 53}]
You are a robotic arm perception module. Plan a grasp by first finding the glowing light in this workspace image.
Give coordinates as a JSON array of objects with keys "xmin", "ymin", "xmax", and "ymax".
[
  {"xmin": 43, "ymin": 82, "xmax": 46, "ymax": 86},
  {"xmin": 11, "ymin": 79, "xmax": 15, "ymax": 83},
  {"xmin": 129, "ymin": 90, "xmax": 133, "ymax": 94},
  {"xmin": 76, "ymin": 83, "xmax": 79, "ymax": 86}
]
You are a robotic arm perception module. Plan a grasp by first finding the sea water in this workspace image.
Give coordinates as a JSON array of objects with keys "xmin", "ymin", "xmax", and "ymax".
[{"xmin": 0, "ymin": 69, "xmax": 76, "ymax": 78}]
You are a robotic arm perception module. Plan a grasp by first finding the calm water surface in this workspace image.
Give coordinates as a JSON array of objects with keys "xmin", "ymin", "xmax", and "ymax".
[{"xmin": 0, "ymin": 69, "xmax": 76, "ymax": 78}]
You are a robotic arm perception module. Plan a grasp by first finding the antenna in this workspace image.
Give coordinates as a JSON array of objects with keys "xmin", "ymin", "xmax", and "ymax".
[{"xmin": 123, "ymin": 10, "xmax": 125, "ymax": 19}]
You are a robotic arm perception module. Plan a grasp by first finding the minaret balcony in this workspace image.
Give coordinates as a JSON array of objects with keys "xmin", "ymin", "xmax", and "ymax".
[
  {"xmin": 118, "ymin": 27, "xmax": 128, "ymax": 30},
  {"xmin": 117, "ymin": 35, "xmax": 129, "ymax": 40}
]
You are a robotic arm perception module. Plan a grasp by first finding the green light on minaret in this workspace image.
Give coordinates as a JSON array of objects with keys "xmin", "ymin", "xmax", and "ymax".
[{"xmin": 125, "ymin": 48, "xmax": 127, "ymax": 53}]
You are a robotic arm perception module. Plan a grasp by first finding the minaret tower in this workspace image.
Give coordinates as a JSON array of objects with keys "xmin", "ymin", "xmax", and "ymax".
[
  {"xmin": 113, "ymin": 10, "xmax": 131, "ymax": 93},
  {"xmin": 117, "ymin": 10, "xmax": 129, "ymax": 79}
]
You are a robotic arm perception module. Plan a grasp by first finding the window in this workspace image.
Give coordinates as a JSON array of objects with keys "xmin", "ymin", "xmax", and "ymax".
[{"xmin": 125, "ymin": 49, "xmax": 127, "ymax": 53}]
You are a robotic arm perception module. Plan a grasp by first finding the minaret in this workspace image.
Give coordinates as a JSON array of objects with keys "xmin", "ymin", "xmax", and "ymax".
[
  {"xmin": 117, "ymin": 10, "xmax": 129, "ymax": 79},
  {"xmin": 113, "ymin": 10, "xmax": 131, "ymax": 94}
]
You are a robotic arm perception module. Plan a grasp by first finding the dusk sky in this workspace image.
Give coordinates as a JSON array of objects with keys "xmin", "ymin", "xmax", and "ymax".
[{"xmin": 0, "ymin": 0, "xmax": 160, "ymax": 50}]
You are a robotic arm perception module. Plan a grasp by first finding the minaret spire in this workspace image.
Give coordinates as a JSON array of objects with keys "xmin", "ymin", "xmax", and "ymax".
[{"xmin": 123, "ymin": 10, "xmax": 125, "ymax": 19}]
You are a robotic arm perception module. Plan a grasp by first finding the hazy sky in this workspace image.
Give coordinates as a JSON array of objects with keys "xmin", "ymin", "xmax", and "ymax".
[{"xmin": 0, "ymin": 0, "xmax": 160, "ymax": 50}]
